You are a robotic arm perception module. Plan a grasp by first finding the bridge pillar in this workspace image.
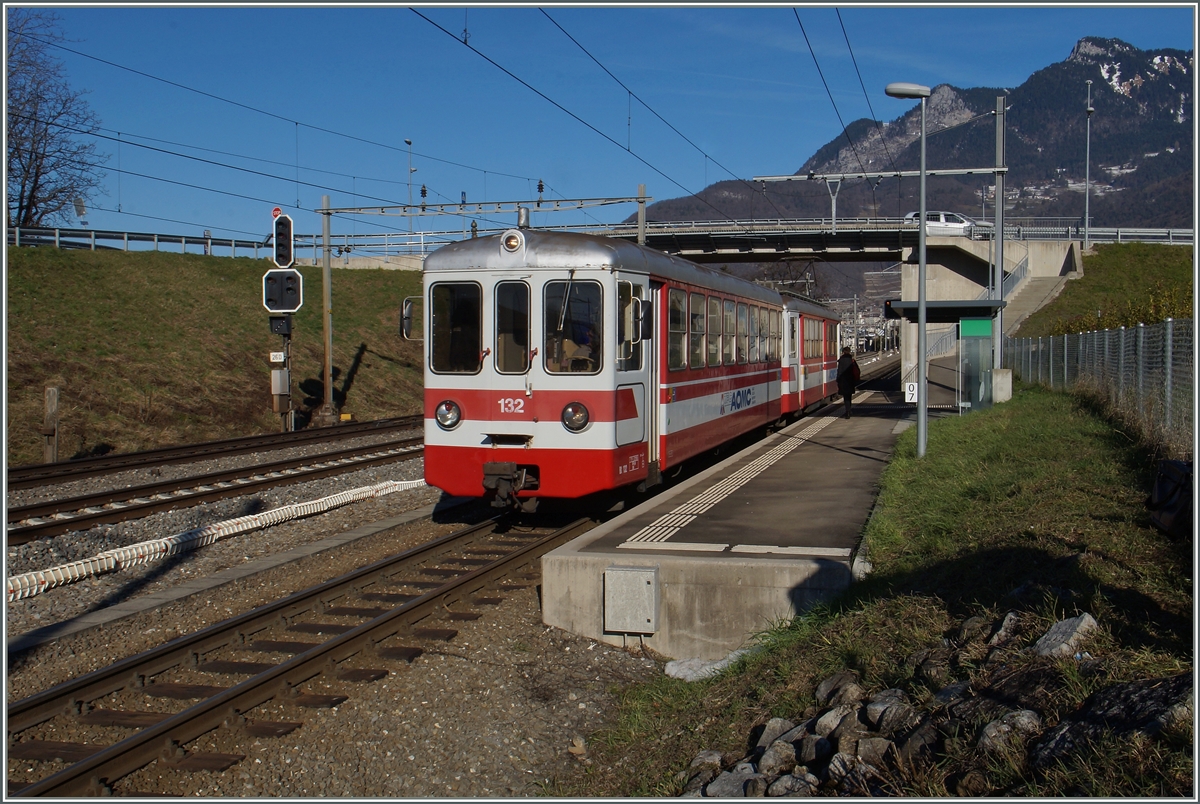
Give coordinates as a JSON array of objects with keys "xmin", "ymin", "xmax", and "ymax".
[{"xmin": 897, "ymin": 237, "xmax": 1079, "ymax": 382}]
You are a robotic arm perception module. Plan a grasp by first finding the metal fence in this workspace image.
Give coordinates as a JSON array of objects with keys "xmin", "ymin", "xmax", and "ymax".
[{"xmin": 1004, "ymin": 319, "xmax": 1194, "ymax": 457}]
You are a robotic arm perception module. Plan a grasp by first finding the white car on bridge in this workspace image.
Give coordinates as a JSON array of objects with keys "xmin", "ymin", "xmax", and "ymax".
[{"xmin": 904, "ymin": 210, "xmax": 991, "ymax": 236}]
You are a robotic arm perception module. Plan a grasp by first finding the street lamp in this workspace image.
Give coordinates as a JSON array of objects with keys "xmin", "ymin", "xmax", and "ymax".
[
  {"xmin": 404, "ymin": 138, "xmax": 414, "ymax": 237},
  {"xmin": 886, "ymin": 81, "xmax": 931, "ymax": 458},
  {"xmin": 1084, "ymin": 80, "xmax": 1093, "ymax": 251}
]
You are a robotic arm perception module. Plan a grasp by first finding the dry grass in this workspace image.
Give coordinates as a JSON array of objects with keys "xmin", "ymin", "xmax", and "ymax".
[
  {"xmin": 6, "ymin": 247, "xmax": 424, "ymax": 466},
  {"xmin": 1014, "ymin": 242, "xmax": 1193, "ymax": 339},
  {"xmin": 567, "ymin": 384, "xmax": 1193, "ymax": 797}
]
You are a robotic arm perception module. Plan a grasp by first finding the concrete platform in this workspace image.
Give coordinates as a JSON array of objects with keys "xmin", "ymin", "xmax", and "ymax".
[{"xmin": 541, "ymin": 385, "xmax": 915, "ymax": 661}]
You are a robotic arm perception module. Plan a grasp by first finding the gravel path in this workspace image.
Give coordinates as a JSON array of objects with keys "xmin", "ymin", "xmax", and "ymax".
[{"xmin": 6, "ymin": 442, "xmax": 663, "ymax": 796}]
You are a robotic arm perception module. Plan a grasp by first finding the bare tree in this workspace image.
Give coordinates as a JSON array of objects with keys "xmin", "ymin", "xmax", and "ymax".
[{"xmin": 6, "ymin": 8, "xmax": 107, "ymax": 228}]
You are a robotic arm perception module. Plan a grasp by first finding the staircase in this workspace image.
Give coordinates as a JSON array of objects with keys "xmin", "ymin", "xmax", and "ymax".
[{"xmin": 1002, "ymin": 276, "xmax": 1070, "ymax": 335}]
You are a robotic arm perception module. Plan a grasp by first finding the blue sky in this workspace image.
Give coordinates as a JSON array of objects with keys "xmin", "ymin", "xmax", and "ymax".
[{"xmin": 32, "ymin": 4, "xmax": 1198, "ymax": 243}]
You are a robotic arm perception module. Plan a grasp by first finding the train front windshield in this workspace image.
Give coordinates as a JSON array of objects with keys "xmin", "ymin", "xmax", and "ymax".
[
  {"xmin": 429, "ymin": 279, "xmax": 603, "ymax": 375},
  {"xmin": 544, "ymin": 280, "xmax": 602, "ymax": 374}
]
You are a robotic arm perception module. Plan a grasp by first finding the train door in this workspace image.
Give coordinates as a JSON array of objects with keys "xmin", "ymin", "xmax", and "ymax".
[
  {"xmin": 643, "ymin": 281, "xmax": 663, "ymax": 488},
  {"xmin": 786, "ymin": 309, "xmax": 800, "ymax": 392},
  {"xmin": 616, "ymin": 277, "xmax": 656, "ymax": 487},
  {"xmin": 615, "ymin": 278, "xmax": 646, "ymax": 445}
]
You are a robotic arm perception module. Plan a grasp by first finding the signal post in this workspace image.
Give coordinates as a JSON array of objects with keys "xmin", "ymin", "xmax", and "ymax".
[{"xmin": 264, "ymin": 210, "xmax": 302, "ymax": 431}]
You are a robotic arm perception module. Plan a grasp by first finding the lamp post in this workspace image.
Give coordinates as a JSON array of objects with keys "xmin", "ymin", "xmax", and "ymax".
[
  {"xmin": 1084, "ymin": 80, "xmax": 1093, "ymax": 251},
  {"xmin": 886, "ymin": 81, "xmax": 931, "ymax": 458}
]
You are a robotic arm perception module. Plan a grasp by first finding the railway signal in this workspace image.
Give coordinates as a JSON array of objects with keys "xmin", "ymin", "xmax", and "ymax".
[
  {"xmin": 272, "ymin": 213, "xmax": 294, "ymax": 268},
  {"xmin": 262, "ymin": 265, "xmax": 300, "ymax": 432},
  {"xmin": 262, "ymin": 268, "xmax": 303, "ymax": 313}
]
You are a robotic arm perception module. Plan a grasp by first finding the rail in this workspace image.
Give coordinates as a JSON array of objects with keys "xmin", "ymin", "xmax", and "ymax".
[
  {"xmin": 7, "ymin": 415, "xmax": 421, "ymax": 489},
  {"xmin": 8, "ymin": 516, "xmax": 594, "ymax": 797},
  {"xmin": 7, "ymin": 437, "xmax": 424, "ymax": 543}
]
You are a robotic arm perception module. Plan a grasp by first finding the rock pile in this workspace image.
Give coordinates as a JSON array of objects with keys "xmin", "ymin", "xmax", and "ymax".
[{"xmin": 676, "ymin": 609, "xmax": 1193, "ymax": 796}]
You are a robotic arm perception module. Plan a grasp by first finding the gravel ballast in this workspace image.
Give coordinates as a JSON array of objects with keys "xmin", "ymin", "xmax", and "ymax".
[{"xmin": 6, "ymin": 445, "xmax": 664, "ymax": 796}]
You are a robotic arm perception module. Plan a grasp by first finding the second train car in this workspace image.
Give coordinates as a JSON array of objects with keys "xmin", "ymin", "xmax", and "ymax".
[{"xmin": 409, "ymin": 224, "xmax": 842, "ymax": 510}]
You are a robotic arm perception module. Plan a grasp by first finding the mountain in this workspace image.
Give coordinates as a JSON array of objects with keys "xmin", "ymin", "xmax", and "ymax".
[{"xmin": 639, "ymin": 37, "xmax": 1193, "ymax": 231}]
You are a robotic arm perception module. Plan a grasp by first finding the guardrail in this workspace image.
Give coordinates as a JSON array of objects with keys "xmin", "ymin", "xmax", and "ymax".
[
  {"xmin": 8, "ymin": 219, "xmax": 1193, "ymax": 261},
  {"xmin": 7, "ymin": 226, "xmax": 270, "ymax": 258},
  {"xmin": 971, "ymin": 225, "xmax": 1193, "ymax": 245}
]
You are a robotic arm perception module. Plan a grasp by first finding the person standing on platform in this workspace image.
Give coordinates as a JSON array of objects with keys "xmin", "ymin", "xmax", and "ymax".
[{"xmin": 836, "ymin": 347, "xmax": 860, "ymax": 419}]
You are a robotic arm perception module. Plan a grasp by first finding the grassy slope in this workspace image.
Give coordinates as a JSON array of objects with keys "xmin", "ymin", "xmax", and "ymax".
[
  {"xmin": 1014, "ymin": 242, "xmax": 1193, "ymax": 337},
  {"xmin": 6, "ymin": 247, "xmax": 423, "ymax": 466},
  {"xmin": 567, "ymin": 386, "xmax": 1192, "ymax": 797},
  {"xmin": 560, "ymin": 243, "xmax": 1195, "ymax": 797}
]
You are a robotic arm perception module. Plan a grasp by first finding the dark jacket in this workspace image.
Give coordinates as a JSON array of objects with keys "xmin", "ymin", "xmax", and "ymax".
[{"xmin": 836, "ymin": 354, "xmax": 859, "ymax": 395}]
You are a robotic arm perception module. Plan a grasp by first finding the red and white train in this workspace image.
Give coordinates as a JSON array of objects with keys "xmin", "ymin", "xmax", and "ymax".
[{"xmin": 409, "ymin": 225, "xmax": 842, "ymax": 510}]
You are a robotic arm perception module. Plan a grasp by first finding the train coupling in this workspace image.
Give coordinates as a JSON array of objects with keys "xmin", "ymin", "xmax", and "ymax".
[{"xmin": 482, "ymin": 461, "xmax": 539, "ymax": 512}]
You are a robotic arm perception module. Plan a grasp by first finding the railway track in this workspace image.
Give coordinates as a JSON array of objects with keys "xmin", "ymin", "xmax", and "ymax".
[
  {"xmin": 7, "ymin": 515, "xmax": 596, "ymax": 797},
  {"xmin": 7, "ymin": 415, "xmax": 423, "ymax": 490},
  {"xmin": 7, "ymin": 437, "xmax": 426, "ymax": 544}
]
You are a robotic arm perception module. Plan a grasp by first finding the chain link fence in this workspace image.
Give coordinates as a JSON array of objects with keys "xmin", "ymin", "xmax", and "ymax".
[{"xmin": 1004, "ymin": 319, "xmax": 1194, "ymax": 458}]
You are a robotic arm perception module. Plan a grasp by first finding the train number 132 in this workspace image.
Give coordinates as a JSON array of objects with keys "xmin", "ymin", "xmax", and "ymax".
[{"xmin": 498, "ymin": 397, "xmax": 525, "ymax": 414}]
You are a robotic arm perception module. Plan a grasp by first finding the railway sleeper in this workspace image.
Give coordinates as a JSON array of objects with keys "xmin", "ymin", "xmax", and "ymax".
[
  {"xmin": 255, "ymin": 640, "xmax": 320, "ymax": 654},
  {"xmin": 220, "ymin": 712, "xmax": 302, "ymax": 739},
  {"xmin": 8, "ymin": 739, "xmax": 107, "ymax": 763}
]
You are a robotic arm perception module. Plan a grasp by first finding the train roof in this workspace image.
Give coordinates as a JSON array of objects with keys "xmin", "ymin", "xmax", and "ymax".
[
  {"xmin": 423, "ymin": 228, "xmax": 782, "ymax": 306},
  {"xmin": 783, "ymin": 295, "xmax": 837, "ymax": 319}
]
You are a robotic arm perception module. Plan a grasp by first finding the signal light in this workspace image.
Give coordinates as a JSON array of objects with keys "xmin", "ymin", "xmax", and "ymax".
[
  {"xmin": 273, "ymin": 214, "xmax": 294, "ymax": 268},
  {"xmin": 263, "ymin": 268, "xmax": 303, "ymax": 313}
]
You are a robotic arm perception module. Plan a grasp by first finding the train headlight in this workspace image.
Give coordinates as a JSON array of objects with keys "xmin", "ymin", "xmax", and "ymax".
[
  {"xmin": 561, "ymin": 402, "xmax": 589, "ymax": 432},
  {"xmin": 501, "ymin": 230, "xmax": 522, "ymax": 252},
  {"xmin": 435, "ymin": 400, "xmax": 462, "ymax": 430}
]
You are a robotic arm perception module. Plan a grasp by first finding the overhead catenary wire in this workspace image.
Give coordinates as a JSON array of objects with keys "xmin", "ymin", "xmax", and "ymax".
[
  {"xmin": 18, "ymin": 30, "xmax": 544, "ymax": 188},
  {"xmin": 836, "ymin": 8, "xmax": 902, "ymax": 217},
  {"xmin": 539, "ymin": 9, "xmax": 787, "ymax": 219},
  {"xmin": 793, "ymin": 10, "xmax": 870, "ymax": 180},
  {"xmin": 411, "ymin": 8, "xmax": 752, "ymax": 231},
  {"xmin": 15, "ymin": 111, "xmax": 521, "ymax": 236},
  {"xmin": 83, "ymin": 202, "xmax": 274, "ymax": 239}
]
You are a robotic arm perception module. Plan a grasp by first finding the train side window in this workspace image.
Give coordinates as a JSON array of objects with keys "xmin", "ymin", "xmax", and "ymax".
[
  {"xmin": 667, "ymin": 288, "xmax": 687, "ymax": 370},
  {"xmin": 723, "ymin": 300, "xmax": 736, "ymax": 365},
  {"xmin": 495, "ymin": 281, "xmax": 529, "ymax": 374},
  {"xmin": 770, "ymin": 310, "xmax": 780, "ymax": 361},
  {"xmin": 758, "ymin": 307, "xmax": 769, "ymax": 362},
  {"xmin": 430, "ymin": 282, "xmax": 482, "ymax": 374},
  {"xmin": 748, "ymin": 305, "xmax": 759, "ymax": 363},
  {"xmin": 707, "ymin": 296, "xmax": 722, "ymax": 367},
  {"xmin": 545, "ymin": 280, "xmax": 603, "ymax": 374},
  {"xmin": 689, "ymin": 292, "xmax": 706, "ymax": 370},
  {"xmin": 789, "ymin": 316, "xmax": 798, "ymax": 359},
  {"xmin": 617, "ymin": 280, "xmax": 643, "ymax": 372},
  {"xmin": 805, "ymin": 317, "xmax": 821, "ymax": 359},
  {"xmin": 737, "ymin": 303, "xmax": 748, "ymax": 364},
  {"xmin": 827, "ymin": 322, "xmax": 838, "ymax": 357}
]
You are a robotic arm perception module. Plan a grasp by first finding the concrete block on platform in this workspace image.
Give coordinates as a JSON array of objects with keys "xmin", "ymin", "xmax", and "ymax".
[{"xmin": 542, "ymin": 530, "xmax": 852, "ymax": 661}]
